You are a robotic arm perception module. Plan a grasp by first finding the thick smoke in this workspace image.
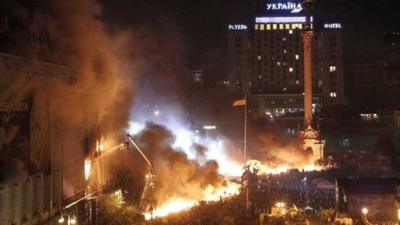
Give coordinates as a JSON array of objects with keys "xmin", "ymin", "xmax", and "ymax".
[
  {"xmin": 0, "ymin": 0, "xmax": 136, "ymax": 184},
  {"xmin": 133, "ymin": 123, "xmax": 230, "ymax": 204},
  {"xmin": 251, "ymin": 132, "xmax": 315, "ymax": 170}
]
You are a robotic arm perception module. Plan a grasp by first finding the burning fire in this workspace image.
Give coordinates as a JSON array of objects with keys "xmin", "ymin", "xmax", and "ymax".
[
  {"xmin": 144, "ymin": 181, "xmax": 240, "ymax": 220},
  {"xmin": 127, "ymin": 121, "xmax": 324, "ymax": 220},
  {"xmin": 84, "ymin": 159, "xmax": 92, "ymax": 180},
  {"xmin": 245, "ymin": 159, "xmax": 323, "ymax": 175}
]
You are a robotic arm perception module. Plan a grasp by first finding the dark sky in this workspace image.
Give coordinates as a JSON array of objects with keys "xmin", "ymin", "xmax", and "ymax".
[{"xmin": 102, "ymin": 0, "xmax": 400, "ymax": 63}]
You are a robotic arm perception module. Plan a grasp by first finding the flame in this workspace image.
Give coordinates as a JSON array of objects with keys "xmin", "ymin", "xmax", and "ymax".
[
  {"xmin": 144, "ymin": 198, "xmax": 197, "ymax": 220},
  {"xmin": 246, "ymin": 159, "xmax": 323, "ymax": 175},
  {"xmin": 84, "ymin": 159, "xmax": 92, "ymax": 180},
  {"xmin": 126, "ymin": 121, "xmax": 324, "ymax": 220},
  {"xmin": 144, "ymin": 181, "xmax": 240, "ymax": 220}
]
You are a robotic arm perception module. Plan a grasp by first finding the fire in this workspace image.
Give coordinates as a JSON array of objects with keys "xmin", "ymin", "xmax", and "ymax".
[
  {"xmin": 84, "ymin": 159, "xmax": 92, "ymax": 180},
  {"xmin": 126, "ymin": 121, "xmax": 324, "ymax": 220},
  {"xmin": 144, "ymin": 181, "xmax": 240, "ymax": 220},
  {"xmin": 203, "ymin": 181, "xmax": 241, "ymax": 201},
  {"xmin": 144, "ymin": 198, "xmax": 197, "ymax": 220},
  {"xmin": 245, "ymin": 159, "xmax": 323, "ymax": 175}
]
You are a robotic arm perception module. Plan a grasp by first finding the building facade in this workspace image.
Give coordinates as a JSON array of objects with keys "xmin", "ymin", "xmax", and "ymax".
[{"xmin": 227, "ymin": 0, "xmax": 345, "ymax": 119}]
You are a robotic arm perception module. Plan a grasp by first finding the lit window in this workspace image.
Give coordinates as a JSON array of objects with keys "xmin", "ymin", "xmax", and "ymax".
[
  {"xmin": 296, "ymin": 80, "xmax": 300, "ymax": 85},
  {"xmin": 283, "ymin": 87, "xmax": 287, "ymax": 91},
  {"xmin": 277, "ymin": 61, "xmax": 281, "ymax": 66},
  {"xmin": 289, "ymin": 67, "xmax": 293, "ymax": 72},
  {"xmin": 266, "ymin": 24, "xmax": 271, "ymax": 30},
  {"xmin": 257, "ymin": 55, "xmax": 262, "ymax": 60},
  {"xmin": 330, "ymin": 92, "xmax": 337, "ymax": 98},
  {"xmin": 260, "ymin": 24, "xmax": 265, "ymax": 30},
  {"xmin": 272, "ymin": 24, "xmax": 277, "ymax": 30},
  {"xmin": 279, "ymin": 24, "xmax": 284, "ymax": 30},
  {"xmin": 282, "ymin": 37, "xmax": 287, "ymax": 41},
  {"xmin": 329, "ymin": 66, "xmax": 336, "ymax": 72},
  {"xmin": 289, "ymin": 29, "xmax": 293, "ymax": 34},
  {"xmin": 255, "ymin": 24, "xmax": 259, "ymax": 30},
  {"xmin": 295, "ymin": 54, "xmax": 299, "ymax": 60},
  {"xmin": 285, "ymin": 24, "xmax": 290, "ymax": 30},
  {"xmin": 283, "ymin": 49, "xmax": 287, "ymax": 54}
]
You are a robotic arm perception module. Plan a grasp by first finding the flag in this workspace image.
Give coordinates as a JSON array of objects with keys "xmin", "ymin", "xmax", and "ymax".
[{"xmin": 233, "ymin": 99, "xmax": 246, "ymax": 106}]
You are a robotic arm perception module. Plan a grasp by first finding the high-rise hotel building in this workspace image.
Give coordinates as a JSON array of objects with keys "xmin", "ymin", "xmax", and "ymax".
[{"xmin": 228, "ymin": 0, "xmax": 344, "ymax": 118}]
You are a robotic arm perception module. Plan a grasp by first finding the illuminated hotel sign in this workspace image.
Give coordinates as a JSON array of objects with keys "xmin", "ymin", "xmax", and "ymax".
[
  {"xmin": 255, "ymin": 16, "xmax": 313, "ymax": 24},
  {"xmin": 228, "ymin": 24, "xmax": 248, "ymax": 30},
  {"xmin": 324, "ymin": 23, "xmax": 342, "ymax": 29},
  {"xmin": 266, "ymin": 2, "xmax": 303, "ymax": 14}
]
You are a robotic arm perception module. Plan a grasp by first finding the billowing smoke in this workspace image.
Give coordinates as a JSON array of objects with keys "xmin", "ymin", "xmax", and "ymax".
[
  {"xmin": 249, "ymin": 131, "xmax": 317, "ymax": 173},
  {"xmin": 0, "ymin": 0, "xmax": 136, "ymax": 188},
  {"xmin": 133, "ymin": 123, "xmax": 231, "ymax": 204}
]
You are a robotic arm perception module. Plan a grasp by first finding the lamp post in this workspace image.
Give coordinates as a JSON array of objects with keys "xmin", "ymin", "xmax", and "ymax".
[{"xmin": 361, "ymin": 207, "xmax": 368, "ymax": 221}]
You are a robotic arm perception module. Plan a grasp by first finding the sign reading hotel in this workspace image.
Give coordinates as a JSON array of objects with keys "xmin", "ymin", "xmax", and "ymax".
[{"xmin": 266, "ymin": 1, "xmax": 303, "ymax": 14}]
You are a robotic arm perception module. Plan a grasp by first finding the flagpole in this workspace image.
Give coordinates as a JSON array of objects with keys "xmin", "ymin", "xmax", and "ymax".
[
  {"xmin": 244, "ymin": 94, "xmax": 247, "ymax": 164},
  {"xmin": 244, "ymin": 94, "xmax": 249, "ymax": 212}
]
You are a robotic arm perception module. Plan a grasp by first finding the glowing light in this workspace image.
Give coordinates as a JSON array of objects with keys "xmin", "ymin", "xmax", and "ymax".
[
  {"xmin": 127, "ymin": 121, "xmax": 145, "ymax": 135},
  {"xmin": 113, "ymin": 189, "xmax": 125, "ymax": 207},
  {"xmin": 361, "ymin": 207, "xmax": 368, "ymax": 216},
  {"xmin": 397, "ymin": 209, "xmax": 400, "ymax": 221},
  {"xmin": 173, "ymin": 128, "xmax": 195, "ymax": 158},
  {"xmin": 68, "ymin": 215, "xmax": 77, "ymax": 225},
  {"xmin": 203, "ymin": 181, "xmax": 241, "ymax": 201},
  {"xmin": 153, "ymin": 110, "xmax": 160, "ymax": 116},
  {"xmin": 84, "ymin": 159, "xmax": 91, "ymax": 180},
  {"xmin": 203, "ymin": 125, "xmax": 216, "ymax": 130},
  {"xmin": 144, "ymin": 198, "xmax": 197, "ymax": 220},
  {"xmin": 145, "ymin": 181, "xmax": 240, "ymax": 220},
  {"xmin": 255, "ymin": 16, "xmax": 313, "ymax": 24},
  {"xmin": 266, "ymin": 2, "xmax": 303, "ymax": 14},
  {"xmin": 245, "ymin": 159, "xmax": 323, "ymax": 175},
  {"xmin": 96, "ymin": 138, "xmax": 105, "ymax": 153},
  {"xmin": 324, "ymin": 23, "xmax": 342, "ymax": 29},
  {"xmin": 228, "ymin": 24, "xmax": 248, "ymax": 30},
  {"xmin": 58, "ymin": 215, "xmax": 65, "ymax": 224}
]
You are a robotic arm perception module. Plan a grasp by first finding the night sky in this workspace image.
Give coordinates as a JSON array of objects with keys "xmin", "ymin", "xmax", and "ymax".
[{"xmin": 102, "ymin": 0, "xmax": 400, "ymax": 64}]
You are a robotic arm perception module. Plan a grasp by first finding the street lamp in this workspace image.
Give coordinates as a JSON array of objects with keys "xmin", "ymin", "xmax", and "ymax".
[
  {"xmin": 361, "ymin": 207, "xmax": 368, "ymax": 220},
  {"xmin": 58, "ymin": 214, "xmax": 65, "ymax": 224}
]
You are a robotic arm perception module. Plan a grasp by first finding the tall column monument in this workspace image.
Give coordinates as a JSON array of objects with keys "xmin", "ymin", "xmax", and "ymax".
[{"xmin": 299, "ymin": 0, "xmax": 324, "ymax": 161}]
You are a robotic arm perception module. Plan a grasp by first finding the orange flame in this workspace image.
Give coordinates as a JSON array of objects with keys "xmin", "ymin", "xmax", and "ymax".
[{"xmin": 144, "ymin": 181, "xmax": 240, "ymax": 220}]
